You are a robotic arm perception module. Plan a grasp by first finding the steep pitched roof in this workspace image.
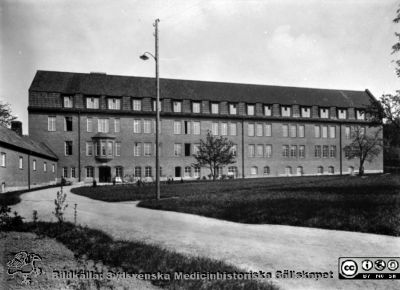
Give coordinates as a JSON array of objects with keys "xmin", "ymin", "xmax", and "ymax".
[
  {"xmin": 30, "ymin": 70, "xmax": 375, "ymax": 108},
  {"xmin": 0, "ymin": 125, "xmax": 58, "ymax": 160}
]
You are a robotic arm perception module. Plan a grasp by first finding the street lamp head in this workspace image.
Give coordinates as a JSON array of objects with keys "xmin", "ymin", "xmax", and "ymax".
[{"xmin": 140, "ymin": 54, "xmax": 149, "ymax": 60}]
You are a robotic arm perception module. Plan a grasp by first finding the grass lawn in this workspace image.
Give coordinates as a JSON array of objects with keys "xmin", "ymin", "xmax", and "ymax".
[
  {"xmin": 8, "ymin": 222, "xmax": 276, "ymax": 290},
  {"xmin": 72, "ymin": 174, "xmax": 400, "ymax": 236}
]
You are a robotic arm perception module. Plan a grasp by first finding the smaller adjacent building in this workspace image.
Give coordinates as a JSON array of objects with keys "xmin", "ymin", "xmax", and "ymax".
[{"xmin": 0, "ymin": 121, "xmax": 58, "ymax": 193}]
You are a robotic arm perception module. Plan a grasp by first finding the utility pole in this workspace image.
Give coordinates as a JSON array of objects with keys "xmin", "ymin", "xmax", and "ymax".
[{"xmin": 155, "ymin": 19, "xmax": 160, "ymax": 200}]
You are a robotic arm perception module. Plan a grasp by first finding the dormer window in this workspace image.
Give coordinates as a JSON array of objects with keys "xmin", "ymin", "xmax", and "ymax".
[
  {"xmin": 356, "ymin": 109, "xmax": 365, "ymax": 120},
  {"xmin": 173, "ymin": 101, "xmax": 182, "ymax": 112},
  {"xmin": 247, "ymin": 104, "xmax": 255, "ymax": 116},
  {"xmin": 108, "ymin": 98, "xmax": 121, "ymax": 110},
  {"xmin": 132, "ymin": 99, "xmax": 142, "ymax": 111},
  {"xmin": 153, "ymin": 100, "xmax": 162, "ymax": 112},
  {"xmin": 301, "ymin": 107, "xmax": 311, "ymax": 118},
  {"xmin": 264, "ymin": 105, "xmax": 272, "ymax": 116},
  {"xmin": 337, "ymin": 108, "xmax": 347, "ymax": 119},
  {"xmin": 281, "ymin": 106, "xmax": 291, "ymax": 117},
  {"xmin": 229, "ymin": 103, "xmax": 237, "ymax": 115},
  {"xmin": 86, "ymin": 97, "xmax": 99, "ymax": 109},
  {"xmin": 63, "ymin": 96, "xmax": 73, "ymax": 108},
  {"xmin": 211, "ymin": 103, "xmax": 219, "ymax": 114},
  {"xmin": 320, "ymin": 108, "xmax": 329, "ymax": 119},
  {"xmin": 192, "ymin": 102, "xmax": 201, "ymax": 113}
]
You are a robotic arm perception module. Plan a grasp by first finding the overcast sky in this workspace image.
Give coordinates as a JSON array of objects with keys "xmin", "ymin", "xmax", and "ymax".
[{"xmin": 1, "ymin": 0, "xmax": 399, "ymax": 133}]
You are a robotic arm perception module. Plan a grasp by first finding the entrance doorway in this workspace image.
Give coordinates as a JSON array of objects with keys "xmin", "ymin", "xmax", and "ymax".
[
  {"xmin": 99, "ymin": 166, "xmax": 111, "ymax": 182},
  {"xmin": 175, "ymin": 166, "xmax": 181, "ymax": 178}
]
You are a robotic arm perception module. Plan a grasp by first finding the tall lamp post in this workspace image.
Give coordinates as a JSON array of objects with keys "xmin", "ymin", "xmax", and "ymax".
[{"xmin": 140, "ymin": 18, "xmax": 160, "ymax": 200}]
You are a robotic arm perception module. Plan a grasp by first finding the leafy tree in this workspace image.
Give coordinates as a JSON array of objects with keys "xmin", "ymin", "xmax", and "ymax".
[
  {"xmin": 193, "ymin": 131, "xmax": 236, "ymax": 180},
  {"xmin": 0, "ymin": 101, "xmax": 17, "ymax": 127},
  {"xmin": 343, "ymin": 126, "xmax": 382, "ymax": 176}
]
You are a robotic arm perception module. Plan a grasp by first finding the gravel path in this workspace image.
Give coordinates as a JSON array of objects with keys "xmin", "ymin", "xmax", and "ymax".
[{"xmin": 11, "ymin": 185, "xmax": 400, "ymax": 290}]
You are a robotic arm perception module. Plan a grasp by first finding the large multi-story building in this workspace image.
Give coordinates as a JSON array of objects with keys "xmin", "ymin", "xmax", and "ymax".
[{"xmin": 28, "ymin": 70, "xmax": 383, "ymax": 183}]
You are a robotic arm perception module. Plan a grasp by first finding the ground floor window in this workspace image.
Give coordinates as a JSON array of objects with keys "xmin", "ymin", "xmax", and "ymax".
[
  {"xmin": 285, "ymin": 166, "xmax": 292, "ymax": 176},
  {"xmin": 228, "ymin": 166, "xmax": 238, "ymax": 177},
  {"xmin": 317, "ymin": 166, "xmax": 323, "ymax": 174},
  {"xmin": 62, "ymin": 167, "xmax": 68, "ymax": 178},
  {"xmin": 263, "ymin": 166, "xmax": 270, "ymax": 176},
  {"xmin": 194, "ymin": 167, "xmax": 200, "ymax": 178},
  {"xmin": 86, "ymin": 166, "xmax": 94, "ymax": 178},
  {"xmin": 116, "ymin": 166, "xmax": 123, "ymax": 177},
  {"xmin": 71, "ymin": 167, "xmax": 76, "ymax": 178},
  {"xmin": 328, "ymin": 166, "xmax": 334, "ymax": 174},
  {"xmin": 297, "ymin": 166, "xmax": 303, "ymax": 176},
  {"xmin": 250, "ymin": 166, "xmax": 258, "ymax": 175},
  {"xmin": 145, "ymin": 166, "xmax": 152, "ymax": 177},
  {"xmin": 184, "ymin": 166, "xmax": 191, "ymax": 177},
  {"xmin": 135, "ymin": 166, "xmax": 142, "ymax": 178}
]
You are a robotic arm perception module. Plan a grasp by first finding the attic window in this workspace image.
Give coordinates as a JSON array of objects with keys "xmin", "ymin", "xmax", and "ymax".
[
  {"xmin": 63, "ymin": 96, "xmax": 73, "ymax": 108},
  {"xmin": 356, "ymin": 109, "xmax": 365, "ymax": 120},
  {"xmin": 338, "ymin": 109, "xmax": 347, "ymax": 119},
  {"xmin": 281, "ymin": 106, "xmax": 291, "ymax": 117},
  {"xmin": 301, "ymin": 107, "xmax": 311, "ymax": 118},
  {"xmin": 108, "ymin": 98, "xmax": 121, "ymax": 110},
  {"xmin": 320, "ymin": 108, "xmax": 329, "ymax": 119},
  {"xmin": 86, "ymin": 97, "xmax": 99, "ymax": 109}
]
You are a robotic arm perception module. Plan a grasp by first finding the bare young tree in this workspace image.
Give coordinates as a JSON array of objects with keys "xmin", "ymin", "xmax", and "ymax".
[
  {"xmin": 0, "ymin": 101, "xmax": 17, "ymax": 127},
  {"xmin": 343, "ymin": 126, "xmax": 383, "ymax": 176},
  {"xmin": 193, "ymin": 131, "xmax": 236, "ymax": 180}
]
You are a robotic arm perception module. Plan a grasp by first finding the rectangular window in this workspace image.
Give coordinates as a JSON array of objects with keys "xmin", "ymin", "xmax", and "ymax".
[
  {"xmin": 314, "ymin": 126, "xmax": 321, "ymax": 138},
  {"xmin": 247, "ymin": 104, "xmax": 255, "ymax": 116},
  {"xmin": 289, "ymin": 125, "xmax": 297, "ymax": 138},
  {"xmin": 71, "ymin": 167, "xmax": 76, "ymax": 178},
  {"xmin": 1, "ymin": 152, "xmax": 6, "ymax": 167},
  {"xmin": 298, "ymin": 125, "xmax": 305, "ymax": 138},
  {"xmin": 144, "ymin": 143, "xmax": 151, "ymax": 156},
  {"xmin": 329, "ymin": 126, "xmax": 336, "ymax": 138},
  {"xmin": 282, "ymin": 124, "xmax": 289, "ymax": 137},
  {"xmin": 322, "ymin": 126, "xmax": 328, "ymax": 138},
  {"xmin": 133, "ymin": 119, "xmax": 141, "ymax": 133},
  {"xmin": 193, "ymin": 144, "xmax": 200, "ymax": 155},
  {"xmin": 174, "ymin": 121, "xmax": 182, "ymax": 134},
  {"xmin": 152, "ymin": 100, "xmax": 161, "ymax": 112},
  {"xmin": 231, "ymin": 145, "xmax": 237, "ymax": 156},
  {"xmin": 320, "ymin": 108, "xmax": 329, "ymax": 118},
  {"xmin": 133, "ymin": 99, "xmax": 142, "ymax": 111},
  {"xmin": 264, "ymin": 105, "xmax": 272, "ymax": 116},
  {"xmin": 322, "ymin": 145, "xmax": 329, "ymax": 158},
  {"xmin": 230, "ymin": 123, "xmax": 237, "ymax": 136},
  {"xmin": 86, "ymin": 167, "xmax": 94, "ymax": 178},
  {"xmin": 19, "ymin": 156, "xmax": 23, "ymax": 169},
  {"xmin": 314, "ymin": 145, "xmax": 321, "ymax": 158},
  {"xmin": 193, "ymin": 121, "xmax": 200, "ymax": 135},
  {"xmin": 338, "ymin": 109, "xmax": 347, "ymax": 119},
  {"xmin": 52, "ymin": 164, "xmax": 55, "ymax": 173},
  {"xmin": 107, "ymin": 141, "xmax": 113, "ymax": 156},
  {"xmin": 330, "ymin": 145, "xmax": 336, "ymax": 158},
  {"xmin": 301, "ymin": 107, "xmax": 311, "ymax": 118},
  {"xmin": 248, "ymin": 123, "xmax": 255, "ymax": 137},
  {"xmin": 43, "ymin": 162, "xmax": 47, "ymax": 172},
  {"xmin": 185, "ymin": 143, "xmax": 191, "ymax": 156},
  {"xmin": 86, "ymin": 142, "xmax": 93, "ymax": 156},
  {"xmin": 48, "ymin": 116, "xmax": 56, "ymax": 131},
  {"xmin": 345, "ymin": 126, "xmax": 351, "ymax": 139},
  {"xmin": 265, "ymin": 145, "xmax": 272, "ymax": 158},
  {"xmin": 134, "ymin": 143, "xmax": 141, "ymax": 156},
  {"xmin": 115, "ymin": 142, "xmax": 121, "ymax": 156},
  {"xmin": 356, "ymin": 110, "xmax": 365, "ymax": 120},
  {"xmin": 108, "ymin": 98, "xmax": 121, "ymax": 110},
  {"xmin": 184, "ymin": 121, "xmax": 191, "ymax": 135},
  {"xmin": 100, "ymin": 141, "xmax": 106, "ymax": 156},
  {"xmin": 86, "ymin": 97, "xmax": 99, "ymax": 109},
  {"xmin": 211, "ymin": 103, "xmax": 219, "ymax": 114},
  {"xmin": 360, "ymin": 126, "xmax": 366, "ymax": 136},
  {"xmin": 290, "ymin": 145, "xmax": 297, "ymax": 158},
  {"xmin": 281, "ymin": 106, "xmax": 291, "ymax": 117},
  {"xmin": 257, "ymin": 144, "xmax": 264, "ymax": 157},
  {"xmin": 194, "ymin": 167, "xmax": 201, "ymax": 178},
  {"xmin": 256, "ymin": 124, "xmax": 263, "ymax": 137},
  {"xmin": 212, "ymin": 122, "xmax": 219, "ymax": 135},
  {"xmin": 33, "ymin": 159, "xmax": 36, "ymax": 171},
  {"xmin": 282, "ymin": 145, "xmax": 289, "ymax": 157},
  {"xmin": 221, "ymin": 123, "xmax": 228, "ymax": 136},
  {"xmin": 248, "ymin": 145, "xmax": 255, "ymax": 157},
  {"xmin": 87, "ymin": 118, "xmax": 93, "ymax": 132},
  {"xmin": 65, "ymin": 141, "xmax": 73, "ymax": 156},
  {"xmin": 143, "ymin": 120, "xmax": 152, "ymax": 134},
  {"xmin": 62, "ymin": 167, "xmax": 68, "ymax": 178},
  {"xmin": 192, "ymin": 102, "xmax": 200, "ymax": 113},
  {"xmin": 114, "ymin": 119, "xmax": 120, "ymax": 133},
  {"xmin": 299, "ymin": 145, "xmax": 305, "ymax": 158},
  {"xmin": 135, "ymin": 167, "xmax": 142, "ymax": 178},
  {"xmin": 229, "ymin": 103, "xmax": 237, "ymax": 115},
  {"xmin": 173, "ymin": 101, "xmax": 182, "ymax": 112},
  {"xmin": 98, "ymin": 119, "xmax": 109, "ymax": 133},
  {"xmin": 174, "ymin": 144, "xmax": 182, "ymax": 156},
  {"xmin": 64, "ymin": 117, "xmax": 73, "ymax": 131},
  {"xmin": 116, "ymin": 167, "xmax": 123, "ymax": 177},
  {"xmin": 145, "ymin": 166, "xmax": 152, "ymax": 177},
  {"xmin": 63, "ymin": 96, "xmax": 73, "ymax": 108},
  {"xmin": 265, "ymin": 124, "xmax": 272, "ymax": 137}
]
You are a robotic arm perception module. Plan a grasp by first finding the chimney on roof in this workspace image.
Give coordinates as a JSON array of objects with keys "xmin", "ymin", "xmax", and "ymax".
[{"xmin": 11, "ymin": 121, "xmax": 23, "ymax": 136}]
